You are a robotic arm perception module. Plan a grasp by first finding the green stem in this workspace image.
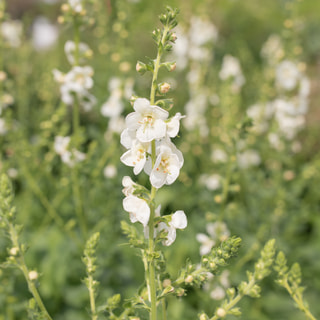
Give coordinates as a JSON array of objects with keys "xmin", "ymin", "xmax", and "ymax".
[
  {"xmin": 88, "ymin": 274, "xmax": 97, "ymax": 320},
  {"xmin": 210, "ymin": 277, "xmax": 256, "ymax": 320},
  {"xmin": 283, "ymin": 279, "xmax": 316, "ymax": 320},
  {"xmin": 8, "ymin": 223, "xmax": 52, "ymax": 320},
  {"xmin": 146, "ymin": 21, "xmax": 171, "ymax": 320},
  {"xmin": 71, "ymin": 167, "xmax": 87, "ymax": 238}
]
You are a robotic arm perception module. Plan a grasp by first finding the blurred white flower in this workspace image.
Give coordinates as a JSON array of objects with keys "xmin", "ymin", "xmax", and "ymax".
[
  {"xmin": 237, "ymin": 149, "xmax": 261, "ymax": 169},
  {"xmin": 65, "ymin": 41, "xmax": 91, "ymax": 65},
  {"xmin": 1, "ymin": 20, "xmax": 23, "ymax": 47},
  {"xmin": 196, "ymin": 233, "xmax": 215, "ymax": 255},
  {"xmin": 261, "ymin": 34, "xmax": 283, "ymax": 65},
  {"xmin": 276, "ymin": 60, "xmax": 301, "ymax": 91},
  {"xmin": 32, "ymin": 17, "xmax": 59, "ymax": 51},
  {"xmin": 68, "ymin": 0, "xmax": 83, "ymax": 13},
  {"xmin": 199, "ymin": 174, "xmax": 222, "ymax": 191},
  {"xmin": 54, "ymin": 136, "xmax": 71, "ymax": 155},
  {"xmin": 211, "ymin": 148, "xmax": 228, "ymax": 163},
  {"xmin": 103, "ymin": 164, "xmax": 117, "ymax": 178},
  {"xmin": 219, "ymin": 55, "xmax": 245, "ymax": 91},
  {"xmin": 210, "ymin": 286, "xmax": 225, "ymax": 300},
  {"xmin": 0, "ymin": 118, "xmax": 7, "ymax": 135}
]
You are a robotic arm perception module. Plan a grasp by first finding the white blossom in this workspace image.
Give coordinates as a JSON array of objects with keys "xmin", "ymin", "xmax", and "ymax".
[
  {"xmin": 146, "ymin": 141, "xmax": 183, "ymax": 189},
  {"xmin": 1, "ymin": 20, "xmax": 23, "ymax": 47},
  {"xmin": 103, "ymin": 164, "xmax": 117, "ymax": 178},
  {"xmin": 276, "ymin": 60, "xmax": 301, "ymax": 91},
  {"xmin": 32, "ymin": 17, "xmax": 59, "ymax": 51},
  {"xmin": 158, "ymin": 210, "xmax": 187, "ymax": 246},
  {"xmin": 120, "ymin": 140, "xmax": 150, "ymax": 175},
  {"xmin": 125, "ymin": 98, "xmax": 168, "ymax": 142},
  {"xmin": 123, "ymin": 195, "xmax": 150, "ymax": 227},
  {"xmin": 64, "ymin": 41, "xmax": 91, "ymax": 65}
]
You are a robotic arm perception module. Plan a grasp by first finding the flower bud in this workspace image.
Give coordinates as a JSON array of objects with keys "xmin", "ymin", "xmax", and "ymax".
[
  {"xmin": 216, "ymin": 308, "xmax": 226, "ymax": 318},
  {"xmin": 10, "ymin": 247, "xmax": 19, "ymax": 256},
  {"xmin": 28, "ymin": 271, "xmax": 38, "ymax": 281},
  {"xmin": 185, "ymin": 275, "xmax": 193, "ymax": 284},
  {"xmin": 159, "ymin": 82, "xmax": 171, "ymax": 94},
  {"xmin": 0, "ymin": 71, "xmax": 7, "ymax": 81},
  {"xmin": 199, "ymin": 313, "xmax": 207, "ymax": 320},
  {"xmin": 61, "ymin": 3, "xmax": 70, "ymax": 12},
  {"xmin": 163, "ymin": 278, "xmax": 172, "ymax": 287},
  {"xmin": 136, "ymin": 61, "xmax": 147, "ymax": 75},
  {"xmin": 170, "ymin": 32, "xmax": 177, "ymax": 42}
]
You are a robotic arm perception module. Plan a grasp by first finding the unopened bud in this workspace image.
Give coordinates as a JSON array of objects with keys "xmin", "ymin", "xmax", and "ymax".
[
  {"xmin": 163, "ymin": 278, "xmax": 172, "ymax": 288},
  {"xmin": 216, "ymin": 308, "xmax": 226, "ymax": 318},
  {"xmin": 10, "ymin": 247, "xmax": 19, "ymax": 256},
  {"xmin": 170, "ymin": 62, "xmax": 176, "ymax": 72},
  {"xmin": 199, "ymin": 313, "xmax": 207, "ymax": 320},
  {"xmin": 176, "ymin": 288, "xmax": 185, "ymax": 297},
  {"xmin": 159, "ymin": 82, "xmax": 171, "ymax": 94},
  {"xmin": 28, "ymin": 271, "xmax": 38, "ymax": 281},
  {"xmin": 185, "ymin": 275, "xmax": 193, "ymax": 283},
  {"xmin": 170, "ymin": 33, "xmax": 177, "ymax": 42},
  {"xmin": 0, "ymin": 71, "xmax": 7, "ymax": 81},
  {"xmin": 61, "ymin": 3, "xmax": 70, "ymax": 12},
  {"xmin": 136, "ymin": 61, "xmax": 147, "ymax": 74},
  {"xmin": 57, "ymin": 16, "xmax": 65, "ymax": 24}
]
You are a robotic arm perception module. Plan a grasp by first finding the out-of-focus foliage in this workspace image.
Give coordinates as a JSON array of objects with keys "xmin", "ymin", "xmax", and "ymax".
[{"xmin": 0, "ymin": 0, "xmax": 319, "ymax": 319}]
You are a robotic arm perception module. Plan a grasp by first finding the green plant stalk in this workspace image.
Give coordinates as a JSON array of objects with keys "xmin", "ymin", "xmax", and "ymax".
[
  {"xmin": 88, "ymin": 274, "xmax": 97, "ymax": 320},
  {"xmin": 71, "ymin": 167, "xmax": 87, "ymax": 238},
  {"xmin": 7, "ymin": 222, "xmax": 52, "ymax": 320},
  {"xmin": 146, "ymin": 23, "xmax": 170, "ymax": 320},
  {"xmin": 210, "ymin": 277, "xmax": 256, "ymax": 320},
  {"xmin": 282, "ymin": 278, "xmax": 316, "ymax": 320},
  {"xmin": 71, "ymin": 16, "xmax": 87, "ymax": 238}
]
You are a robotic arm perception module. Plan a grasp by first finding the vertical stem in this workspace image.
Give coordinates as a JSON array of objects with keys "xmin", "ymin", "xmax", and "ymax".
[
  {"xmin": 88, "ymin": 275, "xmax": 97, "ymax": 320},
  {"xmin": 8, "ymin": 223, "xmax": 52, "ymax": 320}
]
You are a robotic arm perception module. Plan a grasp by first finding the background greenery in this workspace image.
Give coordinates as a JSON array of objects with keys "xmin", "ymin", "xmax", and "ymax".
[{"xmin": 1, "ymin": 0, "xmax": 320, "ymax": 319}]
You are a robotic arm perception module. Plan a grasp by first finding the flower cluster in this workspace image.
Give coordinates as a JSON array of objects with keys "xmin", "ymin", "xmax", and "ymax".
[
  {"xmin": 54, "ymin": 135, "xmax": 86, "ymax": 167},
  {"xmin": 120, "ymin": 7, "xmax": 187, "ymax": 246},
  {"xmin": 53, "ymin": 0, "xmax": 96, "ymax": 112},
  {"xmin": 247, "ymin": 35, "xmax": 310, "ymax": 150},
  {"xmin": 120, "ymin": 98, "xmax": 184, "ymax": 188},
  {"xmin": 101, "ymin": 77, "xmax": 134, "ymax": 135}
]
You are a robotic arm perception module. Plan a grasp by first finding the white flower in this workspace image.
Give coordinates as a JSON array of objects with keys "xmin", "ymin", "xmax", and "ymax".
[
  {"xmin": 101, "ymin": 91, "xmax": 124, "ymax": 118},
  {"xmin": 261, "ymin": 34, "xmax": 283, "ymax": 65},
  {"xmin": 125, "ymin": 98, "xmax": 168, "ymax": 142},
  {"xmin": 1, "ymin": 20, "xmax": 23, "ymax": 47},
  {"xmin": 146, "ymin": 141, "xmax": 183, "ymax": 188},
  {"xmin": 0, "ymin": 118, "xmax": 7, "ymax": 135},
  {"xmin": 68, "ymin": 0, "xmax": 83, "ymax": 12},
  {"xmin": 275, "ymin": 60, "xmax": 300, "ymax": 91},
  {"xmin": 54, "ymin": 136, "xmax": 70, "ymax": 155},
  {"xmin": 166, "ymin": 112, "xmax": 185, "ymax": 138},
  {"xmin": 63, "ymin": 66, "xmax": 94, "ymax": 93},
  {"xmin": 61, "ymin": 149, "xmax": 86, "ymax": 167},
  {"xmin": 32, "ymin": 17, "xmax": 58, "ymax": 51},
  {"xmin": 211, "ymin": 148, "xmax": 228, "ymax": 163},
  {"xmin": 103, "ymin": 164, "xmax": 117, "ymax": 178},
  {"xmin": 210, "ymin": 286, "xmax": 225, "ymax": 300},
  {"xmin": 122, "ymin": 176, "xmax": 136, "ymax": 196},
  {"xmin": 123, "ymin": 195, "xmax": 150, "ymax": 227},
  {"xmin": 199, "ymin": 174, "xmax": 222, "ymax": 191},
  {"xmin": 196, "ymin": 233, "xmax": 215, "ymax": 255},
  {"xmin": 64, "ymin": 41, "xmax": 91, "ymax": 65},
  {"xmin": 120, "ymin": 140, "xmax": 150, "ymax": 175},
  {"xmin": 219, "ymin": 55, "xmax": 245, "ymax": 91},
  {"xmin": 158, "ymin": 210, "xmax": 187, "ymax": 246},
  {"xmin": 237, "ymin": 149, "xmax": 261, "ymax": 169}
]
